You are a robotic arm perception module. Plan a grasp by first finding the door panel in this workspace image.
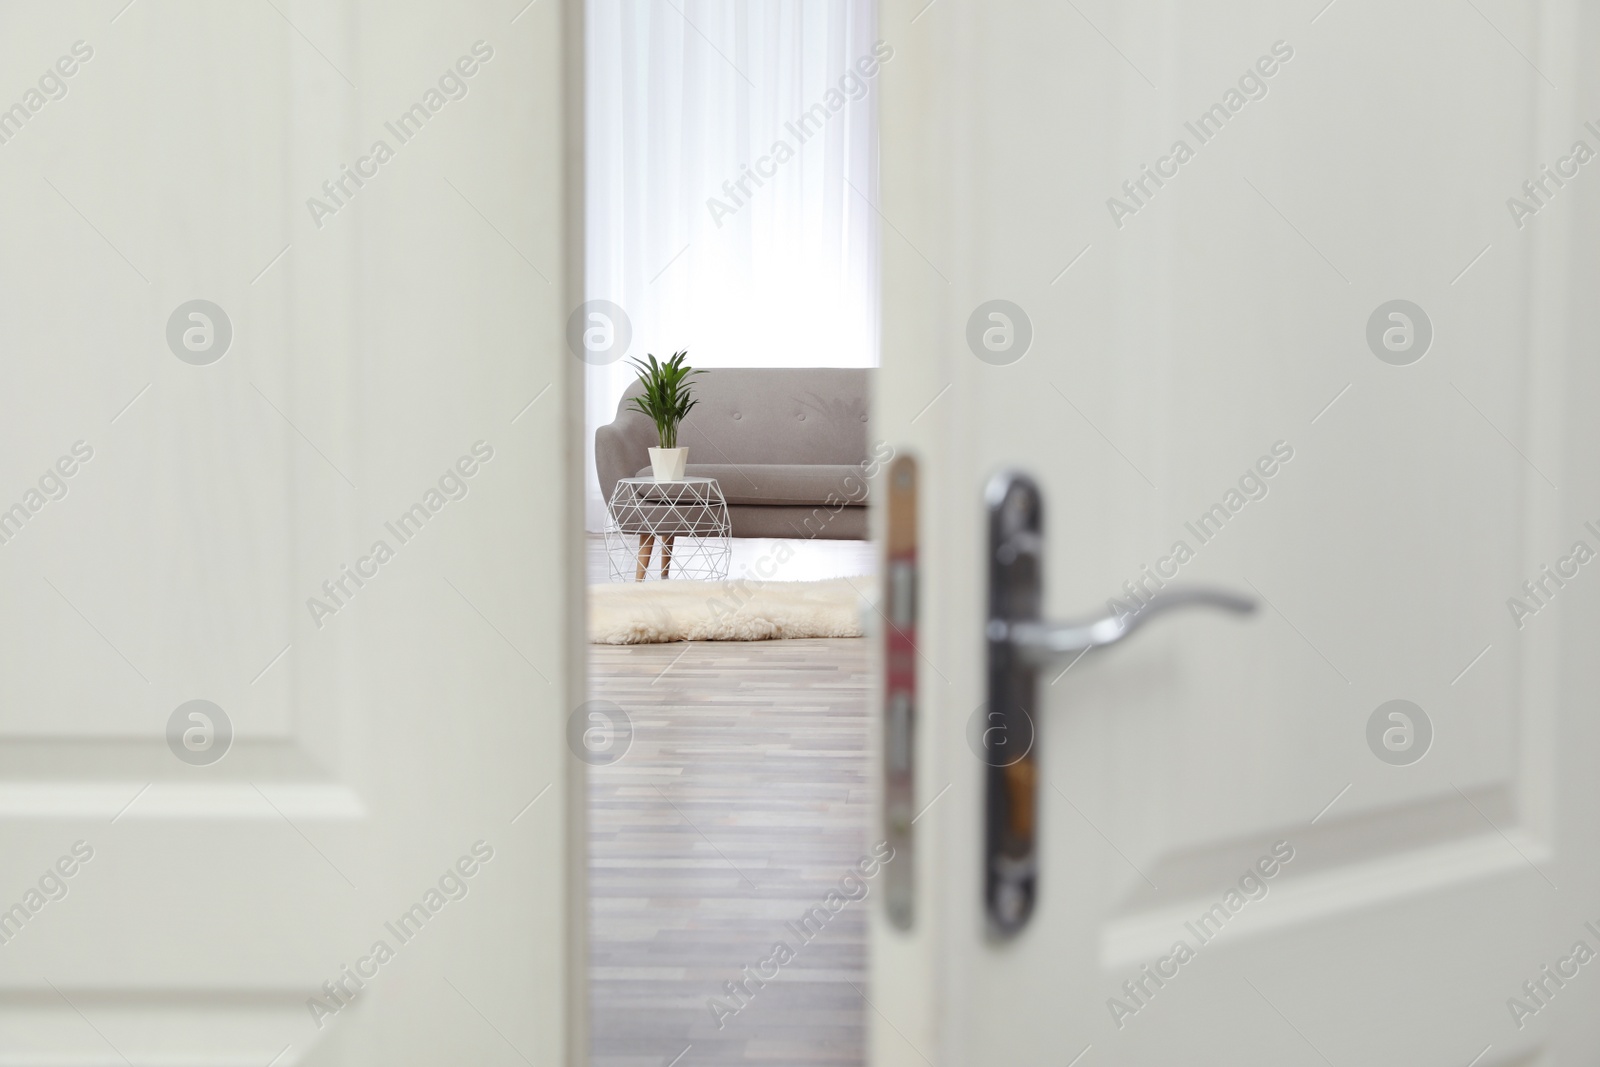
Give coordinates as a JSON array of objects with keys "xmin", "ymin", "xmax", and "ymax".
[
  {"xmin": 0, "ymin": 3, "xmax": 580, "ymax": 1063},
  {"xmin": 874, "ymin": 0, "xmax": 1600, "ymax": 1063}
]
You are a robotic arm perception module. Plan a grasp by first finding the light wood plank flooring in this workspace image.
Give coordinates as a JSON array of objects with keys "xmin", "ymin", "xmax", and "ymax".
[{"xmin": 588, "ymin": 637, "xmax": 872, "ymax": 1067}]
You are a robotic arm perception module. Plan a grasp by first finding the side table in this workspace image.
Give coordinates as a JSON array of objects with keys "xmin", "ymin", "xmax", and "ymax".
[{"xmin": 604, "ymin": 477, "xmax": 732, "ymax": 581}]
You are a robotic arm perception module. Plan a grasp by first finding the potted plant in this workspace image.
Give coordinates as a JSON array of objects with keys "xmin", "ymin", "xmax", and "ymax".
[{"xmin": 626, "ymin": 350, "xmax": 702, "ymax": 481}]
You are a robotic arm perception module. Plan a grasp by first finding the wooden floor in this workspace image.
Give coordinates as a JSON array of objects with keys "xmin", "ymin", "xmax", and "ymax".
[{"xmin": 588, "ymin": 636, "xmax": 872, "ymax": 1067}]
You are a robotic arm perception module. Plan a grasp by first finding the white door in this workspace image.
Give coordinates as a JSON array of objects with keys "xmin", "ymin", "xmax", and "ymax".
[
  {"xmin": 872, "ymin": 1, "xmax": 1600, "ymax": 1064},
  {"xmin": 0, "ymin": 3, "xmax": 582, "ymax": 1063}
]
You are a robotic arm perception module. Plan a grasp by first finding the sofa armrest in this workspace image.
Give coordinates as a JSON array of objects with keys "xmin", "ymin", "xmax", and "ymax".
[{"xmin": 595, "ymin": 421, "xmax": 638, "ymax": 510}]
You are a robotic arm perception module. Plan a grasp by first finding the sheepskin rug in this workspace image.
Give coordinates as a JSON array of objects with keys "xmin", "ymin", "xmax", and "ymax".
[{"xmin": 588, "ymin": 576, "xmax": 872, "ymax": 644}]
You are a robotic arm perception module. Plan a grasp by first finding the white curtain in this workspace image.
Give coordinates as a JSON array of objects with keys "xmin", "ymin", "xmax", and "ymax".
[{"xmin": 584, "ymin": 0, "xmax": 881, "ymax": 528}]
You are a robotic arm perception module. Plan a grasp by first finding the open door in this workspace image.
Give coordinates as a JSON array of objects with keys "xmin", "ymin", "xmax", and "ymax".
[
  {"xmin": 0, "ymin": 2, "xmax": 584, "ymax": 1063},
  {"xmin": 872, "ymin": 1, "xmax": 1600, "ymax": 1063}
]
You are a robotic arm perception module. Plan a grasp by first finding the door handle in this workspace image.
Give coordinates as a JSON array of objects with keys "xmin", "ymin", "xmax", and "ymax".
[
  {"xmin": 983, "ymin": 471, "xmax": 1256, "ymax": 937},
  {"xmin": 991, "ymin": 587, "xmax": 1256, "ymax": 664}
]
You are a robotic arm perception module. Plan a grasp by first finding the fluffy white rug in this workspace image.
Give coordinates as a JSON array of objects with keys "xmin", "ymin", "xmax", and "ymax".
[{"xmin": 589, "ymin": 576, "xmax": 873, "ymax": 644}]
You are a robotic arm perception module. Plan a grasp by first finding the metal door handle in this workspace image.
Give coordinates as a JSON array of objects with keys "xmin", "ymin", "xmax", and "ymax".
[
  {"xmin": 990, "ymin": 588, "xmax": 1256, "ymax": 665},
  {"xmin": 983, "ymin": 471, "xmax": 1256, "ymax": 937}
]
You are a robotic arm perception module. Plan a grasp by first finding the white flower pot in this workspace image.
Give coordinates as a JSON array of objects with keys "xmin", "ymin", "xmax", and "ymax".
[{"xmin": 648, "ymin": 447, "xmax": 688, "ymax": 481}]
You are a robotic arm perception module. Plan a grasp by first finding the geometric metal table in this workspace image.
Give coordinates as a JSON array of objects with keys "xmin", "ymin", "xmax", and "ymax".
[{"xmin": 604, "ymin": 476, "xmax": 732, "ymax": 581}]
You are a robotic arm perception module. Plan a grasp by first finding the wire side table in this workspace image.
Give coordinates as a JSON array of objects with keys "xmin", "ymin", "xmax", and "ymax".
[{"xmin": 604, "ymin": 477, "xmax": 732, "ymax": 581}]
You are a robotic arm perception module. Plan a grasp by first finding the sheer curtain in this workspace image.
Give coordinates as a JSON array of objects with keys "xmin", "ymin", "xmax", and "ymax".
[{"xmin": 584, "ymin": 0, "xmax": 881, "ymax": 528}]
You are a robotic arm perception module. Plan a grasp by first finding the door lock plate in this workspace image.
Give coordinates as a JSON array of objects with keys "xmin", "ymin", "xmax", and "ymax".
[{"xmin": 883, "ymin": 454, "xmax": 918, "ymax": 929}]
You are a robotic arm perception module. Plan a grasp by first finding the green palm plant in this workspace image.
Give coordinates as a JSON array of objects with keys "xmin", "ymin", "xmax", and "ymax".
[{"xmin": 626, "ymin": 350, "xmax": 703, "ymax": 449}]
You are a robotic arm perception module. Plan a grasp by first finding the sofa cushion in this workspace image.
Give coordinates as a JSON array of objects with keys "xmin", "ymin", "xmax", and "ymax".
[{"xmin": 631, "ymin": 464, "xmax": 869, "ymax": 507}]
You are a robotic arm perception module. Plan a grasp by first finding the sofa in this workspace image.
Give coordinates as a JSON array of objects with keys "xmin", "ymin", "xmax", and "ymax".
[{"xmin": 596, "ymin": 367, "xmax": 874, "ymax": 539}]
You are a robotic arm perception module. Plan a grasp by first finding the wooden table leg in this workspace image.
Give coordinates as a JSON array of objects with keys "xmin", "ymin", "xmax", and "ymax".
[
  {"xmin": 635, "ymin": 533, "xmax": 654, "ymax": 581},
  {"xmin": 660, "ymin": 534, "xmax": 675, "ymax": 578}
]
